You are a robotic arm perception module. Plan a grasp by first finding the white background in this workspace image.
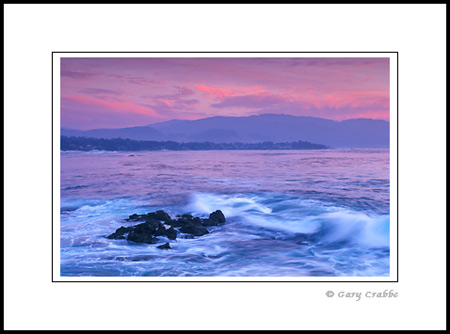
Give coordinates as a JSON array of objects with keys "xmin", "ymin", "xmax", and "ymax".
[{"xmin": 4, "ymin": 4, "xmax": 446, "ymax": 330}]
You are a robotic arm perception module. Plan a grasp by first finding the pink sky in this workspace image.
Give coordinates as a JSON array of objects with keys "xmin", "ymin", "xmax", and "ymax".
[{"xmin": 60, "ymin": 57, "xmax": 390, "ymax": 130}]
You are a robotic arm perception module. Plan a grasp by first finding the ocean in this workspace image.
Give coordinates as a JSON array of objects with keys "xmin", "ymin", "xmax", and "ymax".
[{"xmin": 59, "ymin": 149, "xmax": 390, "ymax": 277}]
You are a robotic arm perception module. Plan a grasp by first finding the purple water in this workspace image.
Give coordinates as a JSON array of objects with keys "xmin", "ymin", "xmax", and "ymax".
[{"xmin": 60, "ymin": 149, "xmax": 390, "ymax": 277}]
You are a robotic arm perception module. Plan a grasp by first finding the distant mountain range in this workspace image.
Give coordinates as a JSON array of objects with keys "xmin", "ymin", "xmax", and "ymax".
[{"xmin": 61, "ymin": 114, "xmax": 389, "ymax": 148}]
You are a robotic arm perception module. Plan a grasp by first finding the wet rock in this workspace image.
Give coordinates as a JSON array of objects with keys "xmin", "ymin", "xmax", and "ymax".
[
  {"xmin": 192, "ymin": 217, "xmax": 203, "ymax": 224},
  {"xmin": 126, "ymin": 210, "xmax": 172, "ymax": 223},
  {"xmin": 180, "ymin": 223, "xmax": 209, "ymax": 236},
  {"xmin": 126, "ymin": 220, "xmax": 164, "ymax": 244},
  {"xmin": 146, "ymin": 210, "xmax": 172, "ymax": 222},
  {"xmin": 126, "ymin": 213, "xmax": 147, "ymax": 222},
  {"xmin": 168, "ymin": 214, "xmax": 211, "ymax": 236},
  {"xmin": 201, "ymin": 210, "xmax": 226, "ymax": 226},
  {"xmin": 147, "ymin": 220, "xmax": 167, "ymax": 236},
  {"xmin": 165, "ymin": 226, "xmax": 177, "ymax": 240},
  {"xmin": 107, "ymin": 226, "xmax": 133, "ymax": 239},
  {"xmin": 201, "ymin": 218, "xmax": 217, "ymax": 227},
  {"xmin": 108, "ymin": 210, "xmax": 226, "ymax": 244},
  {"xmin": 167, "ymin": 215, "xmax": 204, "ymax": 227},
  {"xmin": 209, "ymin": 210, "xmax": 226, "ymax": 224},
  {"xmin": 166, "ymin": 217, "xmax": 190, "ymax": 228},
  {"xmin": 127, "ymin": 232, "xmax": 159, "ymax": 244},
  {"xmin": 157, "ymin": 242, "xmax": 171, "ymax": 250}
]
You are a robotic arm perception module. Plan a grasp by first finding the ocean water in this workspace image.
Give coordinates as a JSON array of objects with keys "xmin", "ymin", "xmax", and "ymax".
[{"xmin": 60, "ymin": 149, "xmax": 390, "ymax": 277}]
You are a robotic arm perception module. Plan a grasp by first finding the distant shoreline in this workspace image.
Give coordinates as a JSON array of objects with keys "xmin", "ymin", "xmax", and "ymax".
[{"xmin": 61, "ymin": 135, "xmax": 330, "ymax": 152}]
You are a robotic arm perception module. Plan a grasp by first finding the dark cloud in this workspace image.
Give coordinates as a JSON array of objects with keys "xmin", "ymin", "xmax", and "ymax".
[
  {"xmin": 288, "ymin": 58, "xmax": 388, "ymax": 67},
  {"xmin": 155, "ymin": 86, "xmax": 195, "ymax": 100},
  {"xmin": 61, "ymin": 70, "xmax": 95, "ymax": 79},
  {"xmin": 78, "ymin": 88, "xmax": 122, "ymax": 96},
  {"xmin": 128, "ymin": 76, "xmax": 164, "ymax": 86},
  {"xmin": 140, "ymin": 86, "xmax": 199, "ymax": 116}
]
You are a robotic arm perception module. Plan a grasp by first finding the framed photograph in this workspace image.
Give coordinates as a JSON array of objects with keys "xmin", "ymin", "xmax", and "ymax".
[
  {"xmin": 5, "ymin": 3, "xmax": 446, "ymax": 331},
  {"xmin": 52, "ymin": 52, "xmax": 398, "ymax": 282}
]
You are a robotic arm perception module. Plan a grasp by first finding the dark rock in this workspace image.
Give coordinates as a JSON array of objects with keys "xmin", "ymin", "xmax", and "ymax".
[
  {"xmin": 126, "ymin": 221, "xmax": 163, "ymax": 244},
  {"xmin": 109, "ymin": 209, "xmax": 226, "ymax": 244},
  {"xmin": 165, "ymin": 226, "xmax": 177, "ymax": 240},
  {"xmin": 180, "ymin": 223, "xmax": 209, "ymax": 236},
  {"xmin": 157, "ymin": 243, "xmax": 171, "ymax": 250},
  {"xmin": 138, "ymin": 220, "xmax": 164, "ymax": 234},
  {"xmin": 127, "ymin": 213, "xmax": 139, "ymax": 220},
  {"xmin": 146, "ymin": 219, "xmax": 167, "ymax": 236},
  {"xmin": 200, "ymin": 218, "xmax": 218, "ymax": 227},
  {"xmin": 176, "ymin": 213, "xmax": 193, "ymax": 218},
  {"xmin": 166, "ymin": 217, "xmax": 190, "ymax": 228},
  {"xmin": 127, "ymin": 232, "xmax": 159, "ymax": 244},
  {"xmin": 107, "ymin": 226, "xmax": 133, "ymax": 239},
  {"xmin": 126, "ymin": 210, "xmax": 172, "ymax": 223},
  {"xmin": 202, "ymin": 210, "xmax": 226, "ymax": 226},
  {"xmin": 146, "ymin": 210, "xmax": 172, "ymax": 222},
  {"xmin": 126, "ymin": 213, "xmax": 147, "ymax": 222},
  {"xmin": 165, "ymin": 220, "xmax": 180, "ymax": 227},
  {"xmin": 209, "ymin": 210, "xmax": 226, "ymax": 224}
]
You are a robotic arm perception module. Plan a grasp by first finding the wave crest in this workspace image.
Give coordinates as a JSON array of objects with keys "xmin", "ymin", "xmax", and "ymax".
[{"xmin": 186, "ymin": 192, "xmax": 389, "ymax": 248}]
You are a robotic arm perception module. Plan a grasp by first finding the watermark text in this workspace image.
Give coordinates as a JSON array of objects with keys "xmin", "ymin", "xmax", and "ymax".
[{"xmin": 326, "ymin": 290, "xmax": 398, "ymax": 301}]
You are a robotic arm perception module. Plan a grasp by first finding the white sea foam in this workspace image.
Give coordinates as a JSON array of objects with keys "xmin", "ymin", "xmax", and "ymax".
[
  {"xmin": 185, "ymin": 192, "xmax": 389, "ymax": 248},
  {"xmin": 188, "ymin": 192, "xmax": 272, "ymax": 218}
]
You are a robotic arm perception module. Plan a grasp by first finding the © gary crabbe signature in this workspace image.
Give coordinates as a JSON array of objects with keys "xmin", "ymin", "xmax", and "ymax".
[{"xmin": 326, "ymin": 290, "xmax": 398, "ymax": 301}]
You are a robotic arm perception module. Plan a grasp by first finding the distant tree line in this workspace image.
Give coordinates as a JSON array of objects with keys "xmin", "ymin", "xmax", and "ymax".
[{"xmin": 60, "ymin": 136, "xmax": 329, "ymax": 151}]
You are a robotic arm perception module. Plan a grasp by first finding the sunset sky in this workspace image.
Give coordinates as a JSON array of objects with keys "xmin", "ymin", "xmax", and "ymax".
[{"xmin": 60, "ymin": 57, "xmax": 390, "ymax": 130}]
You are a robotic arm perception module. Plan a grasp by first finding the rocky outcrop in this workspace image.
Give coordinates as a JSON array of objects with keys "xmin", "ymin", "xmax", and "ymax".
[
  {"xmin": 202, "ymin": 210, "xmax": 227, "ymax": 226},
  {"xmin": 126, "ymin": 210, "xmax": 172, "ymax": 223},
  {"xmin": 179, "ymin": 223, "xmax": 209, "ymax": 236},
  {"xmin": 157, "ymin": 242, "xmax": 171, "ymax": 250},
  {"xmin": 107, "ymin": 210, "xmax": 226, "ymax": 248},
  {"xmin": 165, "ymin": 226, "xmax": 177, "ymax": 240}
]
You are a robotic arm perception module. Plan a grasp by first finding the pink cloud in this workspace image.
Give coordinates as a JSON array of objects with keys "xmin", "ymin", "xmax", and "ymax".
[
  {"xmin": 62, "ymin": 94, "xmax": 162, "ymax": 118},
  {"xmin": 195, "ymin": 85, "xmax": 232, "ymax": 99}
]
